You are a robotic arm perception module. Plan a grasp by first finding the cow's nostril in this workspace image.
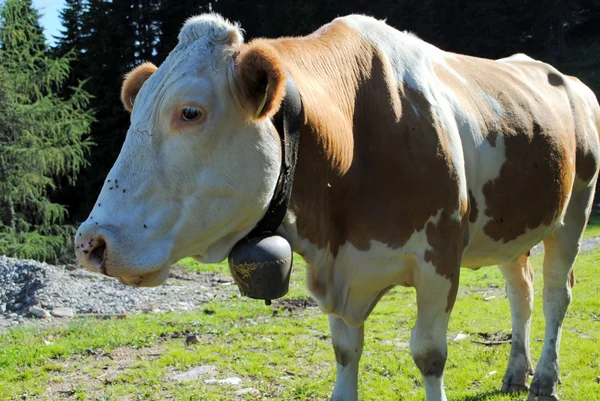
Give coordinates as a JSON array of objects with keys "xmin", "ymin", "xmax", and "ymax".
[{"xmin": 90, "ymin": 238, "xmax": 107, "ymax": 273}]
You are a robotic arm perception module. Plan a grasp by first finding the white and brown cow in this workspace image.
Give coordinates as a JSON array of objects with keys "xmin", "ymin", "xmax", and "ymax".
[{"xmin": 75, "ymin": 13, "xmax": 600, "ymax": 401}]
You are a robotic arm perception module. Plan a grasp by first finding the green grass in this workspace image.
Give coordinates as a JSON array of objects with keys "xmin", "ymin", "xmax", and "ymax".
[
  {"xmin": 1, "ymin": 227, "xmax": 599, "ymax": 400},
  {"xmin": 583, "ymin": 214, "xmax": 600, "ymax": 238}
]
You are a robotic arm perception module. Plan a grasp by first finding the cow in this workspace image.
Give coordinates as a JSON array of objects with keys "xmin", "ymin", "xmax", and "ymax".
[{"xmin": 74, "ymin": 13, "xmax": 600, "ymax": 401}]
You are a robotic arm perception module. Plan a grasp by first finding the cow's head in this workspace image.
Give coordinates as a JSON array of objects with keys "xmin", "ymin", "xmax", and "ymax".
[{"xmin": 75, "ymin": 14, "xmax": 290, "ymax": 286}]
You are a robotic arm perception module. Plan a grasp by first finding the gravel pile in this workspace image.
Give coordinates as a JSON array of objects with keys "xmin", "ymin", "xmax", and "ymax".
[{"xmin": 0, "ymin": 255, "xmax": 237, "ymax": 330}]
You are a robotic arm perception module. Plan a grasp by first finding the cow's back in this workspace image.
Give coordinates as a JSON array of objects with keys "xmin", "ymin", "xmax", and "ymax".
[{"xmin": 323, "ymin": 15, "xmax": 600, "ymax": 267}]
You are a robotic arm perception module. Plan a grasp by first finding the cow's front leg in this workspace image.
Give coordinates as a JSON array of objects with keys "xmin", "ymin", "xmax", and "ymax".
[
  {"xmin": 329, "ymin": 315, "xmax": 364, "ymax": 401},
  {"xmin": 411, "ymin": 265, "xmax": 459, "ymax": 401}
]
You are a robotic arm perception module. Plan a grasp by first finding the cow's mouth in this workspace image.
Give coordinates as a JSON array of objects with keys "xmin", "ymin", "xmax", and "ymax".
[{"xmin": 115, "ymin": 265, "xmax": 171, "ymax": 287}]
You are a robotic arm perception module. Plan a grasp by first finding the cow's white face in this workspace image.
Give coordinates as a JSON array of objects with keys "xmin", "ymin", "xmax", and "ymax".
[{"xmin": 75, "ymin": 14, "xmax": 288, "ymax": 286}]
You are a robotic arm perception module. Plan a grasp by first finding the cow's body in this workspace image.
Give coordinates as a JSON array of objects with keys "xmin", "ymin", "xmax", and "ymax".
[{"xmin": 75, "ymin": 14, "xmax": 600, "ymax": 401}]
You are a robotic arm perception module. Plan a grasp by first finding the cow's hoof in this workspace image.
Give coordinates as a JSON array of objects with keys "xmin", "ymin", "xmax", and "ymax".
[
  {"xmin": 527, "ymin": 371, "xmax": 559, "ymax": 401},
  {"xmin": 527, "ymin": 395, "xmax": 559, "ymax": 401},
  {"xmin": 527, "ymin": 382, "xmax": 559, "ymax": 401},
  {"xmin": 501, "ymin": 368, "xmax": 530, "ymax": 394},
  {"xmin": 501, "ymin": 382, "xmax": 529, "ymax": 393}
]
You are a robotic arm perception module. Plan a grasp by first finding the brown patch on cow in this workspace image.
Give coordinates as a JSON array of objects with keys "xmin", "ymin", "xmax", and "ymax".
[
  {"xmin": 424, "ymin": 208, "xmax": 467, "ymax": 312},
  {"xmin": 469, "ymin": 190, "xmax": 478, "ymax": 223},
  {"xmin": 257, "ymin": 23, "xmax": 465, "ymax": 262},
  {"xmin": 438, "ymin": 56, "xmax": 578, "ymax": 243},
  {"xmin": 548, "ymin": 72, "xmax": 564, "ymax": 87},
  {"xmin": 482, "ymin": 121, "xmax": 573, "ymax": 242},
  {"xmin": 576, "ymin": 148, "xmax": 599, "ymax": 182},
  {"xmin": 121, "ymin": 62, "xmax": 158, "ymax": 112},
  {"xmin": 235, "ymin": 42, "xmax": 287, "ymax": 119},
  {"xmin": 413, "ymin": 349, "xmax": 446, "ymax": 378}
]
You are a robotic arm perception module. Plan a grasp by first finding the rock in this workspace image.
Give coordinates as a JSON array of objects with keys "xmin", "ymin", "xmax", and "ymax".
[
  {"xmin": 234, "ymin": 388, "xmax": 259, "ymax": 395},
  {"xmin": 8, "ymin": 313, "xmax": 17, "ymax": 318},
  {"xmin": 0, "ymin": 254, "xmax": 240, "ymax": 328},
  {"xmin": 205, "ymin": 377, "xmax": 243, "ymax": 386},
  {"xmin": 51, "ymin": 307, "xmax": 75, "ymax": 318},
  {"xmin": 171, "ymin": 365, "xmax": 217, "ymax": 382},
  {"xmin": 30, "ymin": 306, "xmax": 50, "ymax": 318},
  {"xmin": 454, "ymin": 333, "xmax": 468, "ymax": 341}
]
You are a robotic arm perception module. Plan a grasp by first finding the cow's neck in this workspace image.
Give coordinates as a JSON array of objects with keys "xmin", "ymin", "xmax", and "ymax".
[{"xmin": 266, "ymin": 22, "xmax": 398, "ymax": 265}]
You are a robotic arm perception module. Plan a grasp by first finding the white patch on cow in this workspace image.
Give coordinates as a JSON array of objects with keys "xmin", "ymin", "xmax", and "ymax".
[
  {"xmin": 497, "ymin": 53, "xmax": 535, "ymax": 63},
  {"xmin": 478, "ymin": 135, "xmax": 506, "ymax": 186},
  {"xmin": 496, "ymin": 54, "xmax": 538, "ymax": 72},
  {"xmin": 179, "ymin": 14, "xmax": 243, "ymax": 46},
  {"xmin": 450, "ymin": 207, "xmax": 462, "ymax": 222},
  {"xmin": 422, "ymin": 376, "xmax": 448, "ymax": 401},
  {"xmin": 329, "ymin": 315, "xmax": 362, "ymax": 401},
  {"xmin": 283, "ymin": 209, "xmax": 444, "ymax": 327},
  {"xmin": 481, "ymin": 92, "xmax": 506, "ymax": 120},
  {"xmin": 334, "ymin": 14, "xmax": 444, "ymax": 94}
]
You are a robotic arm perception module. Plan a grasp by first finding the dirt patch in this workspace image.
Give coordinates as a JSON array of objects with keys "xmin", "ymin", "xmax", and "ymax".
[
  {"xmin": 43, "ymin": 344, "xmax": 164, "ymax": 400},
  {"xmin": 273, "ymin": 297, "xmax": 318, "ymax": 313},
  {"xmin": 471, "ymin": 331, "xmax": 512, "ymax": 346}
]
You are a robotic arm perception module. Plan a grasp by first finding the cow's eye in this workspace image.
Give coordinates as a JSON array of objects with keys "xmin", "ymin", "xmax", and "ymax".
[{"xmin": 181, "ymin": 106, "xmax": 203, "ymax": 122}]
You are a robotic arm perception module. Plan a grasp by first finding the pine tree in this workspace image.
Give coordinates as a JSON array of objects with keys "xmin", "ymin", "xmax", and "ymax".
[
  {"xmin": 52, "ymin": 0, "xmax": 164, "ymax": 223},
  {"xmin": 155, "ymin": 0, "xmax": 209, "ymax": 59},
  {"xmin": 0, "ymin": 0, "xmax": 94, "ymax": 261}
]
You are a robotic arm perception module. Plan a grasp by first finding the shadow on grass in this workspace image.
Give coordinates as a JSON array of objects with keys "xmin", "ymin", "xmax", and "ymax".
[{"xmin": 457, "ymin": 389, "xmax": 523, "ymax": 401}]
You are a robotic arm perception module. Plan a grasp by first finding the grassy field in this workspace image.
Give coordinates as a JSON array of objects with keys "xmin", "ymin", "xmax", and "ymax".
[{"xmin": 1, "ymin": 224, "xmax": 599, "ymax": 400}]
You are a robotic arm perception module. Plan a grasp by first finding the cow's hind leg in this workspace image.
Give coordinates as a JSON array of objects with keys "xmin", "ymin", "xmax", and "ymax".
[
  {"xmin": 498, "ymin": 254, "xmax": 535, "ymax": 393},
  {"xmin": 329, "ymin": 315, "xmax": 364, "ymax": 401},
  {"xmin": 528, "ymin": 182, "xmax": 596, "ymax": 401}
]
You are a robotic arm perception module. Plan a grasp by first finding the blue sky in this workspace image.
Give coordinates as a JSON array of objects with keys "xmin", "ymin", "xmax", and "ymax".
[{"xmin": 32, "ymin": 0, "xmax": 65, "ymax": 45}]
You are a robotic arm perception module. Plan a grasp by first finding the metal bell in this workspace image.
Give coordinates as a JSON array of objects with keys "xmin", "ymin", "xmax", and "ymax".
[{"xmin": 228, "ymin": 234, "xmax": 293, "ymax": 303}]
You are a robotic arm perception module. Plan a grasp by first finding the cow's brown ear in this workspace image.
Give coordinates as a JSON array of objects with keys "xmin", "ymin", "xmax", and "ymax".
[
  {"xmin": 235, "ymin": 42, "xmax": 286, "ymax": 120},
  {"xmin": 121, "ymin": 62, "xmax": 158, "ymax": 112}
]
